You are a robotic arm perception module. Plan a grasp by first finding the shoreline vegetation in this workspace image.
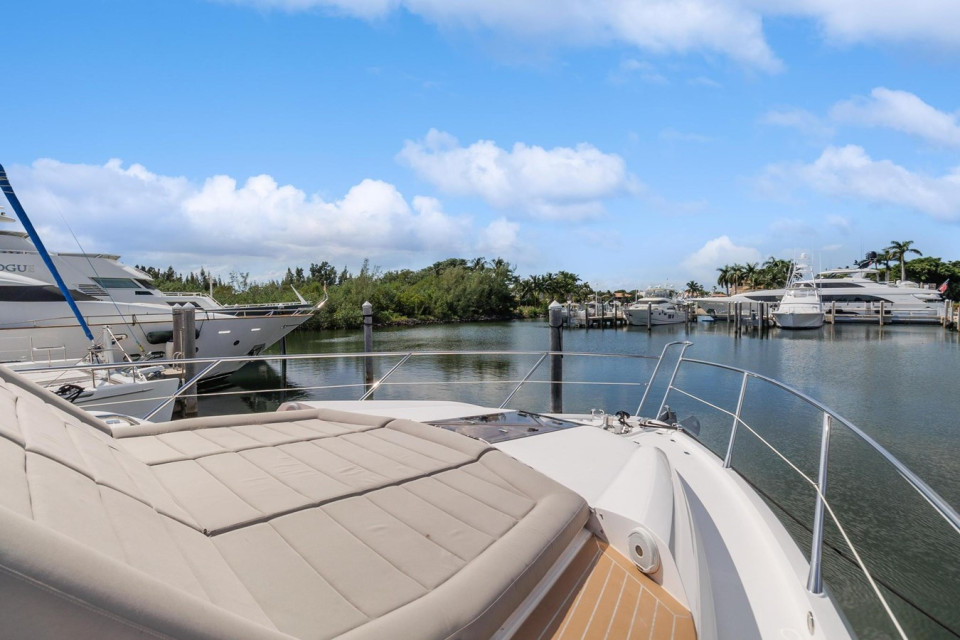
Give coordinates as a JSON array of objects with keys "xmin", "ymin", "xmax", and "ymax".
[{"xmin": 138, "ymin": 245, "xmax": 959, "ymax": 331}]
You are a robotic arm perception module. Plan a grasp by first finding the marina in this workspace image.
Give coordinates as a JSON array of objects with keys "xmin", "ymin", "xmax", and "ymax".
[{"xmin": 4, "ymin": 3, "xmax": 960, "ymax": 637}]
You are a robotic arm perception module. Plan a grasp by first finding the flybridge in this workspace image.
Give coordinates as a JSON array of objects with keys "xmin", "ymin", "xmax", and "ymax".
[{"xmin": 0, "ymin": 163, "xmax": 95, "ymax": 341}]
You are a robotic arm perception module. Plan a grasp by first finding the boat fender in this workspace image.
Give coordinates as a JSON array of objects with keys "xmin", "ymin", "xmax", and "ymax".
[{"xmin": 628, "ymin": 526, "xmax": 661, "ymax": 574}]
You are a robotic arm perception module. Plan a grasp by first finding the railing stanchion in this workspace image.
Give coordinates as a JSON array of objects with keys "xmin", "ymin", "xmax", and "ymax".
[
  {"xmin": 500, "ymin": 353, "xmax": 548, "ymax": 409},
  {"xmin": 635, "ymin": 341, "xmax": 690, "ymax": 417},
  {"xmin": 359, "ymin": 352, "xmax": 412, "ymax": 401},
  {"xmin": 656, "ymin": 342, "xmax": 692, "ymax": 419},
  {"xmin": 722, "ymin": 372, "xmax": 750, "ymax": 468},
  {"xmin": 807, "ymin": 412, "xmax": 832, "ymax": 594}
]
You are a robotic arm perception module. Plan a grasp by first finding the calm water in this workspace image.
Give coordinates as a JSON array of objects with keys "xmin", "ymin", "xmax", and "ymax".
[{"xmin": 207, "ymin": 319, "xmax": 959, "ymax": 639}]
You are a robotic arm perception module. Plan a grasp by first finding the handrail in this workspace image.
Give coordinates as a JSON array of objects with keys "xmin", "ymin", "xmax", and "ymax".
[
  {"xmin": 673, "ymin": 357, "xmax": 960, "ymax": 536},
  {"xmin": 654, "ymin": 354, "xmax": 958, "ymax": 638}
]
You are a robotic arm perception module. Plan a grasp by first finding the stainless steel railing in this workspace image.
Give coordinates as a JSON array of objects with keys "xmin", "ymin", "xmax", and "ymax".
[{"xmin": 654, "ymin": 354, "xmax": 960, "ymax": 640}]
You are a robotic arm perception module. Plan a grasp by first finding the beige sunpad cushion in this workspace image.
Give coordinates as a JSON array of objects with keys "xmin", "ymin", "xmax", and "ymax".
[{"xmin": 0, "ymin": 367, "xmax": 588, "ymax": 640}]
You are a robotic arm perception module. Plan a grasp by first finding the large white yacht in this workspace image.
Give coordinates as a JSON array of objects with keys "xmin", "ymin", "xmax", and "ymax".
[
  {"xmin": 0, "ymin": 230, "xmax": 319, "ymax": 379},
  {"xmin": 626, "ymin": 287, "xmax": 687, "ymax": 326},
  {"xmin": 696, "ymin": 258, "xmax": 944, "ymax": 323}
]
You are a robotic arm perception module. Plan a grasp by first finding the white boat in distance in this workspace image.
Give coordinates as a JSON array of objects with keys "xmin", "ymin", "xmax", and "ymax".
[
  {"xmin": 772, "ymin": 256, "xmax": 824, "ymax": 329},
  {"xmin": 694, "ymin": 255, "xmax": 944, "ymax": 323},
  {"xmin": 625, "ymin": 287, "xmax": 687, "ymax": 326},
  {"xmin": 1, "ymin": 344, "xmax": 955, "ymax": 640},
  {"xmin": 0, "ymin": 230, "xmax": 321, "ymax": 380}
]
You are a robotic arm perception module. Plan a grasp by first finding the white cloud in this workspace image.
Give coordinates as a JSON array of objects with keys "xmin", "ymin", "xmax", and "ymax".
[
  {"xmin": 6, "ymin": 158, "xmax": 510, "ymax": 276},
  {"xmin": 397, "ymin": 129, "xmax": 641, "ymax": 220},
  {"xmin": 764, "ymin": 0, "xmax": 960, "ymax": 50},
  {"xmin": 226, "ymin": 0, "xmax": 783, "ymax": 71},
  {"xmin": 763, "ymin": 145, "xmax": 960, "ymax": 220},
  {"xmin": 830, "ymin": 87, "xmax": 960, "ymax": 148},
  {"xmin": 222, "ymin": 0, "xmax": 960, "ymax": 70},
  {"xmin": 477, "ymin": 217, "xmax": 520, "ymax": 254},
  {"xmin": 762, "ymin": 107, "xmax": 834, "ymax": 139},
  {"xmin": 682, "ymin": 235, "xmax": 762, "ymax": 283}
]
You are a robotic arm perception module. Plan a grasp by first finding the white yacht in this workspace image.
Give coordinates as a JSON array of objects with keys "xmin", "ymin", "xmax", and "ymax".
[
  {"xmin": 0, "ymin": 230, "xmax": 320, "ymax": 380},
  {"xmin": 625, "ymin": 288, "xmax": 687, "ymax": 326},
  {"xmin": 772, "ymin": 256, "xmax": 824, "ymax": 330},
  {"xmin": 1, "ymin": 342, "xmax": 954, "ymax": 640},
  {"xmin": 695, "ymin": 258, "xmax": 944, "ymax": 324}
]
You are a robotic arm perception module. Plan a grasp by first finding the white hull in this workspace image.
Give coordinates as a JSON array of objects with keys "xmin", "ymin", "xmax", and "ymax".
[
  {"xmin": 0, "ymin": 299, "xmax": 311, "ymax": 379},
  {"xmin": 625, "ymin": 307, "xmax": 686, "ymax": 325},
  {"xmin": 773, "ymin": 311, "xmax": 824, "ymax": 329},
  {"xmin": 625, "ymin": 298, "xmax": 686, "ymax": 326}
]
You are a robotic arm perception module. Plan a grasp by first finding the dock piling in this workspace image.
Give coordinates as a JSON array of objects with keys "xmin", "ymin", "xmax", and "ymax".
[
  {"xmin": 548, "ymin": 301, "xmax": 563, "ymax": 413},
  {"xmin": 362, "ymin": 301, "xmax": 374, "ymax": 393},
  {"xmin": 172, "ymin": 305, "xmax": 198, "ymax": 416}
]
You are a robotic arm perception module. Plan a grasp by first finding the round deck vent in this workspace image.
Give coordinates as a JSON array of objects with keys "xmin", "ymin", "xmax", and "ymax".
[{"xmin": 628, "ymin": 526, "xmax": 661, "ymax": 574}]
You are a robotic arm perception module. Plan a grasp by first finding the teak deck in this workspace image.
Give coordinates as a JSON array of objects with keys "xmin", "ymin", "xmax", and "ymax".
[{"xmin": 517, "ymin": 537, "xmax": 697, "ymax": 640}]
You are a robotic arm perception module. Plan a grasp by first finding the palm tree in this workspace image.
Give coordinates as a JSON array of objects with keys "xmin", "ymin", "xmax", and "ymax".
[
  {"xmin": 743, "ymin": 263, "xmax": 760, "ymax": 291},
  {"xmin": 716, "ymin": 266, "xmax": 732, "ymax": 295},
  {"xmin": 885, "ymin": 241, "xmax": 922, "ymax": 282},
  {"xmin": 685, "ymin": 280, "xmax": 705, "ymax": 296},
  {"xmin": 729, "ymin": 264, "xmax": 746, "ymax": 294}
]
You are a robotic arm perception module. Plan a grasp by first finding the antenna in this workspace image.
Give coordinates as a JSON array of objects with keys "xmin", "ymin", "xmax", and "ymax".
[{"xmin": 0, "ymin": 164, "xmax": 95, "ymax": 341}]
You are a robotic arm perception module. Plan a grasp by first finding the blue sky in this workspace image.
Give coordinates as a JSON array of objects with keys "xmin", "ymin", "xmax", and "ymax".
[{"xmin": 3, "ymin": 0, "xmax": 959, "ymax": 291}]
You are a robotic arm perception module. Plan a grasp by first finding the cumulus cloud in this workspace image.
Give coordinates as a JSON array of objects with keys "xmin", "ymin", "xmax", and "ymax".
[
  {"xmin": 830, "ymin": 87, "xmax": 960, "ymax": 148},
  {"xmin": 6, "ymin": 158, "xmax": 513, "ymax": 276},
  {"xmin": 682, "ymin": 235, "xmax": 762, "ymax": 283},
  {"xmin": 766, "ymin": 0, "xmax": 960, "ymax": 50},
  {"xmin": 762, "ymin": 145, "xmax": 960, "ymax": 220},
  {"xmin": 221, "ymin": 1, "xmax": 960, "ymax": 70},
  {"xmin": 397, "ymin": 129, "xmax": 641, "ymax": 220},
  {"xmin": 225, "ymin": 0, "xmax": 782, "ymax": 71}
]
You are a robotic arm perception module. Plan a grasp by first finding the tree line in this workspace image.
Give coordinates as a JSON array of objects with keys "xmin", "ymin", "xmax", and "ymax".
[
  {"xmin": 136, "ymin": 258, "xmax": 608, "ymax": 330},
  {"xmin": 137, "ymin": 240, "xmax": 957, "ymax": 331}
]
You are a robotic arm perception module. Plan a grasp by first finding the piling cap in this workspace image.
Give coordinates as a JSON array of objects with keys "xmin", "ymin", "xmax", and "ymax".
[
  {"xmin": 362, "ymin": 301, "xmax": 372, "ymax": 313},
  {"xmin": 548, "ymin": 300, "xmax": 562, "ymax": 309}
]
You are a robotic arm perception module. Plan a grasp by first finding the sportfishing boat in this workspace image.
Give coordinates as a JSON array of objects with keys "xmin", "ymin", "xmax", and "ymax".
[
  {"xmin": 1, "ymin": 342, "xmax": 955, "ymax": 640},
  {"xmin": 772, "ymin": 256, "xmax": 824, "ymax": 330},
  {"xmin": 0, "ymin": 165, "xmax": 323, "ymax": 381},
  {"xmin": 693, "ymin": 254, "xmax": 944, "ymax": 324}
]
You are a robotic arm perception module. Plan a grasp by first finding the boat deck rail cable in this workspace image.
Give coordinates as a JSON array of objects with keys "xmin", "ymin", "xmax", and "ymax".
[{"xmin": 11, "ymin": 344, "xmax": 960, "ymax": 638}]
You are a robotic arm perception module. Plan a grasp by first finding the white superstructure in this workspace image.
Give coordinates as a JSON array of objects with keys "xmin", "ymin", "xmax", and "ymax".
[
  {"xmin": 0, "ymin": 231, "xmax": 319, "ymax": 379},
  {"xmin": 772, "ymin": 255, "xmax": 824, "ymax": 329}
]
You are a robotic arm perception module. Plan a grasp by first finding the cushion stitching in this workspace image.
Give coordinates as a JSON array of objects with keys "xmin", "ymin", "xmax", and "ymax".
[
  {"xmin": 314, "ymin": 438, "xmax": 422, "ymax": 480},
  {"xmin": 404, "ymin": 480, "xmax": 517, "ymax": 538},
  {"xmin": 239, "ymin": 448, "xmax": 354, "ymax": 497},
  {"xmin": 434, "ymin": 472, "xmax": 535, "ymax": 519},
  {"xmin": 197, "ymin": 453, "xmax": 315, "ymax": 506},
  {"xmin": 263, "ymin": 521, "xmax": 371, "ymax": 620},
  {"xmin": 321, "ymin": 498, "xmax": 455, "ymax": 590},
  {"xmin": 359, "ymin": 430, "xmax": 467, "ymax": 466},
  {"xmin": 367, "ymin": 486, "xmax": 493, "ymax": 562},
  {"xmin": 270, "ymin": 515, "xmax": 426, "ymax": 613}
]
